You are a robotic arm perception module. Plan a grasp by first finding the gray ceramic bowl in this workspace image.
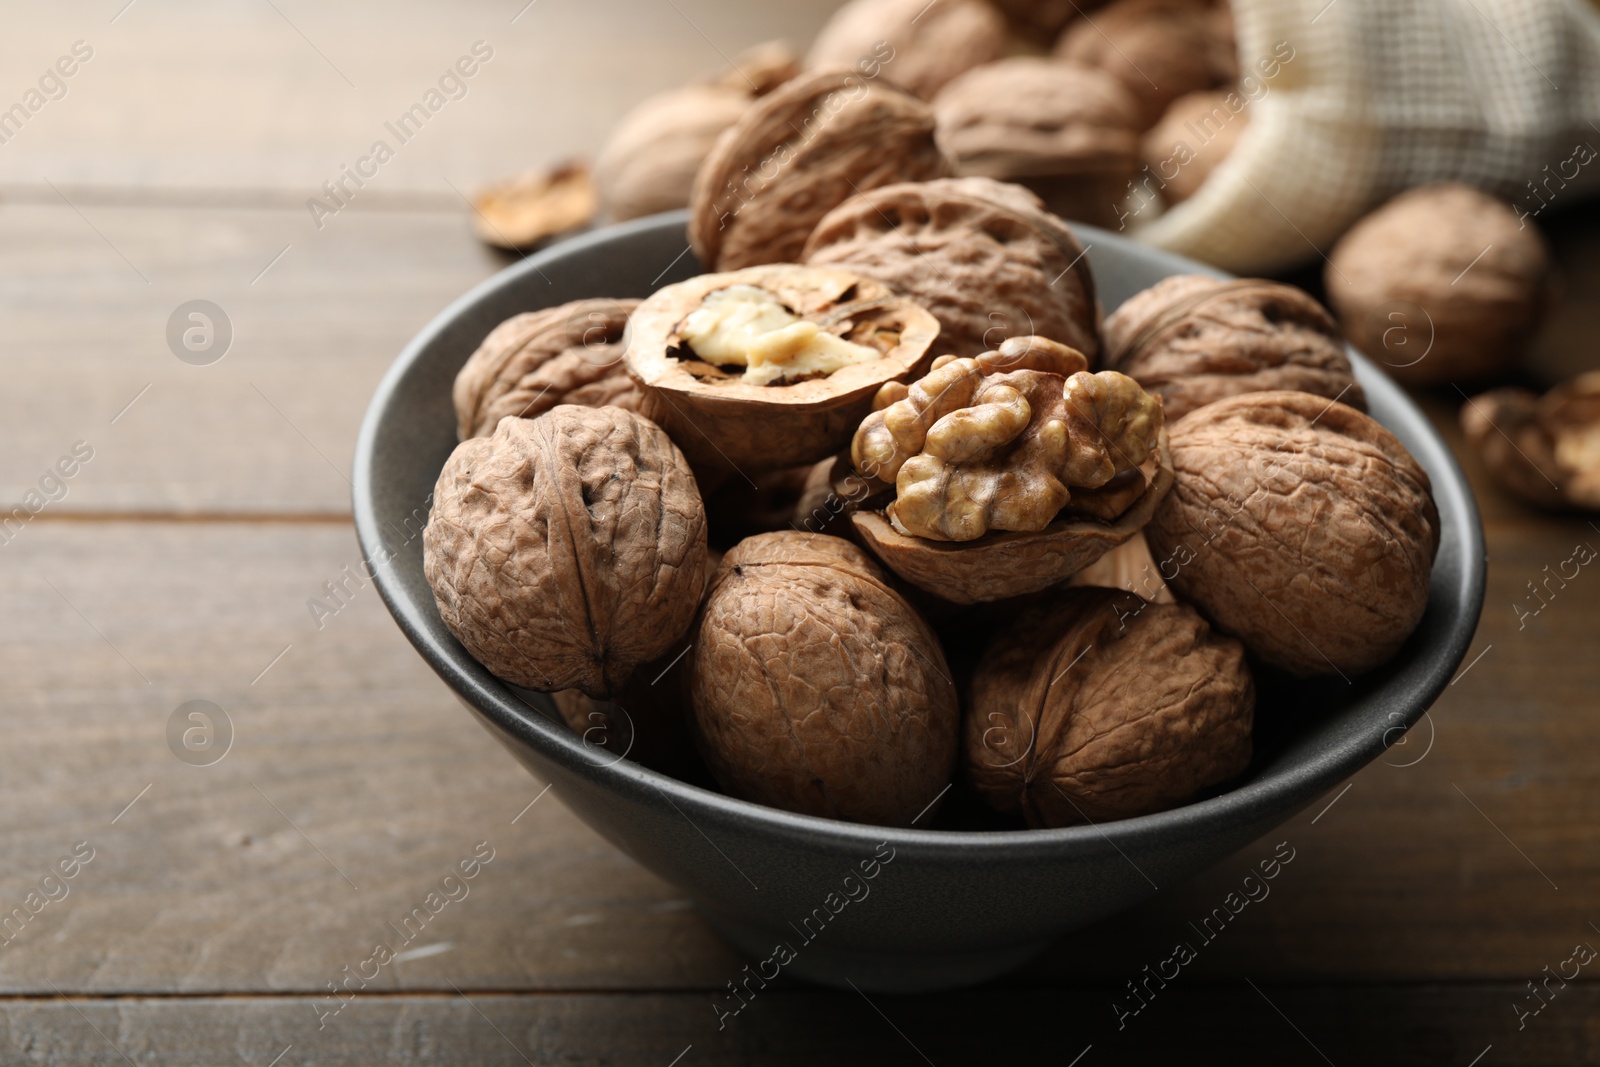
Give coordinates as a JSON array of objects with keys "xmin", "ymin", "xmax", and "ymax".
[{"xmin": 352, "ymin": 212, "xmax": 1485, "ymax": 993}]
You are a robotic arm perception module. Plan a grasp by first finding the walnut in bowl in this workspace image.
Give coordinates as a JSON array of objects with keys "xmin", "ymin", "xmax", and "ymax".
[{"xmin": 624, "ymin": 263, "xmax": 940, "ymax": 473}]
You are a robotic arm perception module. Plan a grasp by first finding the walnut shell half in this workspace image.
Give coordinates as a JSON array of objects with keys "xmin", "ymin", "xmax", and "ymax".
[
  {"xmin": 689, "ymin": 68, "xmax": 950, "ymax": 271},
  {"xmin": 624, "ymin": 264, "xmax": 940, "ymax": 473},
  {"xmin": 805, "ymin": 0, "xmax": 1008, "ymax": 101},
  {"xmin": 690, "ymin": 532, "xmax": 959, "ymax": 827},
  {"xmin": 423, "ymin": 406, "xmax": 709, "ymax": 698},
  {"xmin": 803, "ymin": 177, "xmax": 1102, "ymax": 362},
  {"xmin": 1145, "ymin": 391, "xmax": 1439, "ymax": 678},
  {"xmin": 1103, "ymin": 276, "xmax": 1364, "ymax": 423},
  {"xmin": 966, "ymin": 586, "xmax": 1253, "ymax": 827},
  {"xmin": 1461, "ymin": 372, "xmax": 1600, "ymax": 511},
  {"xmin": 453, "ymin": 299, "xmax": 640, "ymax": 440}
]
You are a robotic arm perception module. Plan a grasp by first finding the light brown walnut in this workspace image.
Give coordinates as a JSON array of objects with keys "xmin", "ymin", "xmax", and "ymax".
[
  {"xmin": 1140, "ymin": 89, "xmax": 1251, "ymax": 204},
  {"xmin": 966, "ymin": 586, "xmax": 1253, "ymax": 827},
  {"xmin": 452, "ymin": 299, "xmax": 640, "ymax": 440},
  {"xmin": 1461, "ymin": 373, "xmax": 1600, "ymax": 511},
  {"xmin": 423, "ymin": 406, "xmax": 708, "ymax": 698},
  {"xmin": 689, "ymin": 532, "xmax": 959, "ymax": 827},
  {"xmin": 805, "ymin": 0, "xmax": 1008, "ymax": 101},
  {"xmin": 1144, "ymin": 390, "xmax": 1439, "ymax": 677},
  {"xmin": 595, "ymin": 86, "xmax": 752, "ymax": 222}
]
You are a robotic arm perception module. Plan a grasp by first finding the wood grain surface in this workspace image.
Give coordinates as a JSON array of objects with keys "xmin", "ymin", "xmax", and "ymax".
[{"xmin": 0, "ymin": 1, "xmax": 1597, "ymax": 1064}]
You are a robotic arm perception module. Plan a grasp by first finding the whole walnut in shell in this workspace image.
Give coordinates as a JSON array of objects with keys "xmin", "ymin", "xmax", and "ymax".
[
  {"xmin": 1461, "ymin": 373, "xmax": 1600, "ymax": 511},
  {"xmin": 805, "ymin": 0, "xmax": 1008, "ymax": 101},
  {"xmin": 1103, "ymin": 276, "xmax": 1364, "ymax": 422},
  {"xmin": 689, "ymin": 68, "xmax": 950, "ymax": 271},
  {"xmin": 932, "ymin": 58, "xmax": 1143, "ymax": 228},
  {"xmin": 423, "ymin": 406, "xmax": 708, "ymax": 698},
  {"xmin": 1145, "ymin": 391, "xmax": 1439, "ymax": 678},
  {"xmin": 595, "ymin": 85, "xmax": 752, "ymax": 222},
  {"xmin": 803, "ymin": 177, "xmax": 1101, "ymax": 363},
  {"xmin": 966, "ymin": 586, "xmax": 1253, "ymax": 827},
  {"xmin": 452, "ymin": 299, "xmax": 639, "ymax": 440},
  {"xmin": 1054, "ymin": 0, "xmax": 1238, "ymax": 128},
  {"xmin": 1326, "ymin": 183, "xmax": 1554, "ymax": 386},
  {"xmin": 1140, "ymin": 89, "xmax": 1251, "ymax": 205},
  {"xmin": 690, "ymin": 532, "xmax": 959, "ymax": 827}
]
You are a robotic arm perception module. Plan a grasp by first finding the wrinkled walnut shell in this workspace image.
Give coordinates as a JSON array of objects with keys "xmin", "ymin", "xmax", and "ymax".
[
  {"xmin": 1461, "ymin": 372, "xmax": 1600, "ymax": 511},
  {"xmin": 966, "ymin": 586, "xmax": 1254, "ymax": 827},
  {"xmin": 624, "ymin": 264, "xmax": 940, "ymax": 473},
  {"xmin": 805, "ymin": 0, "xmax": 1008, "ymax": 101},
  {"xmin": 803, "ymin": 177, "xmax": 1101, "ymax": 362},
  {"xmin": 1054, "ymin": 0, "xmax": 1238, "ymax": 128},
  {"xmin": 1103, "ymin": 275, "xmax": 1364, "ymax": 422},
  {"xmin": 690, "ymin": 532, "xmax": 959, "ymax": 827},
  {"xmin": 453, "ymin": 299, "xmax": 640, "ymax": 440},
  {"xmin": 595, "ymin": 85, "xmax": 752, "ymax": 222},
  {"xmin": 851, "ymin": 427, "xmax": 1173, "ymax": 603},
  {"xmin": 1145, "ymin": 391, "xmax": 1439, "ymax": 677},
  {"xmin": 689, "ymin": 68, "xmax": 950, "ymax": 270},
  {"xmin": 1326, "ymin": 183, "xmax": 1554, "ymax": 386},
  {"xmin": 423, "ymin": 406, "xmax": 709, "ymax": 698}
]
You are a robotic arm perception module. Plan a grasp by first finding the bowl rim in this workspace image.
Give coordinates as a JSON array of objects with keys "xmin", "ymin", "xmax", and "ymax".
[{"xmin": 352, "ymin": 210, "xmax": 1487, "ymax": 859}]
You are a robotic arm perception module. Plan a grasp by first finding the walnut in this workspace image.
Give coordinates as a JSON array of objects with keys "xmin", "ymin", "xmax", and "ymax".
[
  {"xmin": 709, "ymin": 39, "xmax": 802, "ymax": 97},
  {"xmin": 1461, "ymin": 373, "xmax": 1600, "ymax": 511},
  {"xmin": 1325, "ymin": 183, "xmax": 1555, "ymax": 386},
  {"xmin": 1144, "ymin": 390, "xmax": 1439, "ymax": 678},
  {"xmin": 966, "ymin": 587, "xmax": 1253, "ymax": 827},
  {"xmin": 595, "ymin": 85, "xmax": 752, "ymax": 222},
  {"xmin": 624, "ymin": 264, "xmax": 939, "ymax": 473},
  {"xmin": 1103, "ymin": 275, "xmax": 1365, "ymax": 422},
  {"xmin": 804, "ymin": 0, "xmax": 1008, "ymax": 102},
  {"xmin": 932, "ymin": 58, "xmax": 1142, "ymax": 228},
  {"xmin": 452, "ymin": 299, "xmax": 640, "ymax": 440},
  {"xmin": 1054, "ymin": 0, "xmax": 1237, "ymax": 129},
  {"xmin": 991, "ymin": 0, "xmax": 1101, "ymax": 40},
  {"xmin": 689, "ymin": 532, "xmax": 959, "ymax": 826},
  {"xmin": 802, "ymin": 177, "xmax": 1101, "ymax": 363},
  {"xmin": 470, "ymin": 161, "xmax": 598, "ymax": 251},
  {"xmin": 689, "ymin": 68, "xmax": 950, "ymax": 271},
  {"xmin": 847, "ymin": 337, "xmax": 1173, "ymax": 602},
  {"xmin": 1140, "ymin": 89, "xmax": 1250, "ymax": 205},
  {"xmin": 423, "ymin": 406, "xmax": 709, "ymax": 698}
]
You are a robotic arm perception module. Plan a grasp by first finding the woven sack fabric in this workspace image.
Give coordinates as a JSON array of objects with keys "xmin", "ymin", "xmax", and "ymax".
[{"xmin": 1134, "ymin": 0, "xmax": 1600, "ymax": 273}]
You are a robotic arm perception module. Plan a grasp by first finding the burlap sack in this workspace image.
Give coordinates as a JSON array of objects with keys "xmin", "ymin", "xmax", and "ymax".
[{"xmin": 1134, "ymin": 0, "xmax": 1600, "ymax": 273}]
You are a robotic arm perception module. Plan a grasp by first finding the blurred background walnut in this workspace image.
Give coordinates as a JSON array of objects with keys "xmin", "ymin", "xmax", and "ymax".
[
  {"xmin": 805, "ymin": 0, "xmax": 1008, "ymax": 101},
  {"xmin": 1462, "ymin": 373, "xmax": 1600, "ymax": 511},
  {"xmin": 933, "ymin": 58, "xmax": 1143, "ymax": 228},
  {"xmin": 1326, "ymin": 182, "xmax": 1555, "ymax": 386},
  {"xmin": 1139, "ymin": 88, "xmax": 1251, "ymax": 205}
]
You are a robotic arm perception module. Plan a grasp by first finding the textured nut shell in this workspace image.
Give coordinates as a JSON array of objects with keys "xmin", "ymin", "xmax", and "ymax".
[
  {"xmin": 595, "ymin": 86, "xmax": 751, "ymax": 222},
  {"xmin": 423, "ymin": 406, "xmax": 708, "ymax": 698},
  {"xmin": 966, "ymin": 587, "xmax": 1253, "ymax": 827},
  {"xmin": 711, "ymin": 39, "xmax": 803, "ymax": 96},
  {"xmin": 803, "ymin": 177, "xmax": 1101, "ymax": 362},
  {"xmin": 1140, "ymin": 89, "xmax": 1250, "ymax": 204},
  {"xmin": 1103, "ymin": 275, "xmax": 1364, "ymax": 422},
  {"xmin": 1461, "ymin": 373, "xmax": 1600, "ymax": 511},
  {"xmin": 1326, "ymin": 183, "xmax": 1553, "ymax": 386},
  {"xmin": 805, "ymin": 0, "xmax": 1008, "ymax": 101},
  {"xmin": 689, "ymin": 68, "xmax": 950, "ymax": 270},
  {"xmin": 471, "ymin": 162, "xmax": 598, "ymax": 250},
  {"xmin": 453, "ymin": 299, "xmax": 641, "ymax": 440},
  {"xmin": 624, "ymin": 264, "xmax": 941, "ymax": 472},
  {"xmin": 933, "ymin": 58, "xmax": 1142, "ymax": 182},
  {"xmin": 851, "ymin": 428, "xmax": 1173, "ymax": 602},
  {"xmin": 1054, "ymin": 0, "xmax": 1237, "ymax": 127},
  {"xmin": 690, "ymin": 532, "xmax": 959, "ymax": 826},
  {"xmin": 1145, "ymin": 391, "xmax": 1439, "ymax": 677}
]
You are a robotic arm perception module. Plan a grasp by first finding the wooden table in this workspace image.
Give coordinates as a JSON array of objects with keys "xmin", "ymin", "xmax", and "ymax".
[{"xmin": 1, "ymin": 2, "xmax": 1595, "ymax": 1063}]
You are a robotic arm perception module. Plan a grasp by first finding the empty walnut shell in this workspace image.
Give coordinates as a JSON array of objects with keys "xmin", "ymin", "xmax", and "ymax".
[
  {"xmin": 1145, "ymin": 391, "xmax": 1439, "ymax": 678},
  {"xmin": 1103, "ymin": 276, "xmax": 1365, "ymax": 422},
  {"xmin": 623, "ymin": 264, "xmax": 940, "ymax": 473},
  {"xmin": 471, "ymin": 161, "xmax": 598, "ymax": 251},
  {"xmin": 452, "ymin": 298, "xmax": 640, "ymax": 440},
  {"xmin": 1140, "ymin": 89, "xmax": 1251, "ymax": 205},
  {"xmin": 803, "ymin": 177, "xmax": 1101, "ymax": 362},
  {"xmin": 932, "ymin": 58, "xmax": 1142, "ymax": 228},
  {"xmin": 423, "ymin": 406, "xmax": 709, "ymax": 698},
  {"xmin": 966, "ymin": 587, "xmax": 1254, "ymax": 827},
  {"xmin": 1461, "ymin": 372, "xmax": 1600, "ymax": 511},
  {"xmin": 690, "ymin": 532, "xmax": 959, "ymax": 826},
  {"xmin": 805, "ymin": 0, "xmax": 1008, "ymax": 101},
  {"xmin": 689, "ymin": 68, "xmax": 950, "ymax": 271},
  {"xmin": 1326, "ymin": 183, "xmax": 1554, "ymax": 386},
  {"xmin": 595, "ymin": 85, "xmax": 752, "ymax": 222},
  {"xmin": 1054, "ymin": 0, "xmax": 1238, "ymax": 129}
]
